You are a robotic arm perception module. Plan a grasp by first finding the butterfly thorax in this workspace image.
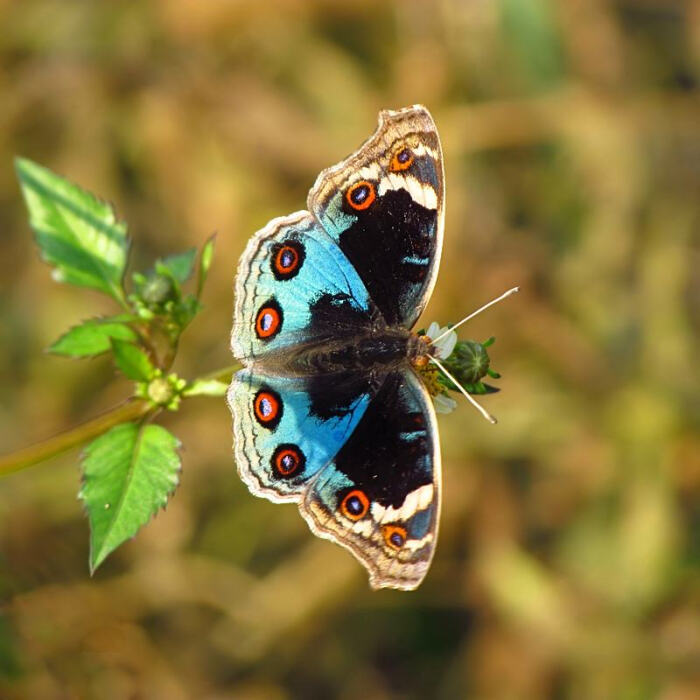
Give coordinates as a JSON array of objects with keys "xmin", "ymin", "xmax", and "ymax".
[{"xmin": 246, "ymin": 328, "xmax": 434, "ymax": 376}]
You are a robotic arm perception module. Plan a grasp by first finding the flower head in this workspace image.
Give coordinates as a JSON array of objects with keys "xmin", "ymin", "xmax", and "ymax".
[
  {"xmin": 433, "ymin": 393, "xmax": 458, "ymax": 414},
  {"xmin": 425, "ymin": 322, "xmax": 457, "ymax": 360}
]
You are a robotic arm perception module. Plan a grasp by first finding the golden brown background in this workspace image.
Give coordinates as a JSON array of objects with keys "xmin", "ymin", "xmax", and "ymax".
[{"xmin": 1, "ymin": 1, "xmax": 698, "ymax": 698}]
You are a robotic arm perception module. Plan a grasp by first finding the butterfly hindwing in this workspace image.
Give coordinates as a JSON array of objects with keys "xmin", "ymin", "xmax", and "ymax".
[
  {"xmin": 228, "ymin": 370, "xmax": 375, "ymax": 502},
  {"xmin": 232, "ymin": 211, "xmax": 376, "ymax": 363},
  {"xmin": 308, "ymin": 105, "xmax": 444, "ymax": 328},
  {"xmin": 300, "ymin": 369, "xmax": 441, "ymax": 591}
]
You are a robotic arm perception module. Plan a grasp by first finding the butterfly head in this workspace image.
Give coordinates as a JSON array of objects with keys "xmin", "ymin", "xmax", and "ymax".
[{"xmin": 412, "ymin": 322, "xmax": 502, "ymax": 416}]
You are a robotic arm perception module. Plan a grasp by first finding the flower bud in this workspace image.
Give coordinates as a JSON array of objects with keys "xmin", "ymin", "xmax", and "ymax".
[
  {"xmin": 448, "ymin": 340, "xmax": 490, "ymax": 384},
  {"xmin": 141, "ymin": 274, "xmax": 175, "ymax": 306}
]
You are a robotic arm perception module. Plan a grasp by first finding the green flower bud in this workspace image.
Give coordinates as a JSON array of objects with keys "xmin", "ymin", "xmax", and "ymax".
[
  {"xmin": 141, "ymin": 274, "xmax": 175, "ymax": 306},
  {"xmin": 448, "ymin": 340, "xmax": 490, "ymax": 384}
]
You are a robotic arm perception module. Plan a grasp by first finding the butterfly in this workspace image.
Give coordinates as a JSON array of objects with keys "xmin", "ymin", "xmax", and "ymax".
[{"xmin": 228, "ymin": 105, "xmax": 513, "ymax": 590}]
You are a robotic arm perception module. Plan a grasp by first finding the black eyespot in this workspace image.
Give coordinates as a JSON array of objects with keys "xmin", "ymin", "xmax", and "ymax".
[
  {"xmin": 253, "ymin": 388, "xmax": 283, "ymax": 429},
  {"xmin": 346, "ymin": 495, "xmax": 364, "ymax": 515},
  {"xmin": 271, "ymin": 444, "xmax": 306, "ymax": 478},
  {"xmin": 271, "ymin": 240, "xmax": 305, "ymax": 280},
  {"xmin": 352, "ymin": 185, "xmax": 369, "ymax": 203},
  {"xmin": 345, "ymin": 181, "xmax": 376, "ymax": 211},
  {"xmin": 340, "ymin": 489, "xmax": 370, "ymax": 521},
  {"xmin": 390, "ymin": 147, "xmax": 415, "ymax": 172},
  {"xmin": 382, "ymin": 524, "xmax": 407, "ymax": 550},
  {"xmin": 390, "ymin": 532, "xmax": 405, "ymax": 547},
  {"xmin": 255, "ymin": 297, "xmax": 283, "ymax": 340}
]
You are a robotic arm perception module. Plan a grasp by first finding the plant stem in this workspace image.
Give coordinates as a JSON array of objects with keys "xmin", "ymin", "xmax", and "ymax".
[
  {"xmin": 0, "ymin": 362, "xmax": 241, "ymax": 478},
  {"xmin": 199, "ymin": 363, "xmax": 241, "ymax": 384},
  {"xmin": 0, "ymin": 400, "xmax": 150, "ymax": 477}
]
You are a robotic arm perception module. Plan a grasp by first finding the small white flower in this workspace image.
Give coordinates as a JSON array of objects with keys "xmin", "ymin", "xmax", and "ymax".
[
  {"xmin": 433, "ymin": 393, "xmax": 457, "ymax": 414},
  {"xmin": 426, "ymin": 322, "xmax": 457, "ymax": 360}
]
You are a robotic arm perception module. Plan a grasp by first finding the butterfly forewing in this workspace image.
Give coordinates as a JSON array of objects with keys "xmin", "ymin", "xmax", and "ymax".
[
  {"xmin": 232, "ymin": 211, "xmax": 376, "ymax": 363},
  {"xmin": 308, "ymin": 105, "xmax": 445, "ymax": 328}
]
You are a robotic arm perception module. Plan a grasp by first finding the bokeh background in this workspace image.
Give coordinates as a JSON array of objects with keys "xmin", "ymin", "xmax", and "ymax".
[{"xmin": 1, "ymin": 1, "xmax": 698, "ymax": 698}]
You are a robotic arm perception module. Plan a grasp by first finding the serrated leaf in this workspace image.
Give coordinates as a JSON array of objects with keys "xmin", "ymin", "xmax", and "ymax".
[
  {"xmin": 157, "ymin": 248, "xmax": 196, "ymax": 284},
  {"xmin": 111, "ymin": 339, "xmax": 155, "ymax": 381},
  {"xmin": 197, "ymin": 234, "xmax": 216, "ymax": 298},
  {"xmin": 49, "ymin": 315, "xmax": 138, "ymax": 357},
  {"xmin": 80, "ymin": 422, "xmax": 181, "ymax": 573},
  {"xmin": 15, "ymin": 158, "xmax": 130, "ymax": 304},
  {"xmin": 182, "ymin": 379, "xmax": 228, "ymax": 397}
]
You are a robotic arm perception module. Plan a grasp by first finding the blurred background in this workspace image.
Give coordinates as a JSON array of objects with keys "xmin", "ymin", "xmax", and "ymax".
[{"xmin": 1, "ymin": 0, "xmax": 698, "ymax": 697}]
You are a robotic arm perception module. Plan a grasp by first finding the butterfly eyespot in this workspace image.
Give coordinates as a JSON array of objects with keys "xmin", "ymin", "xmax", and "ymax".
[
  {"xmin": 253, "ymin": 388, "xmax": 283, "ymax": 429},
  {"xmin": 271, "ymin": 240, "xmax": 304, "ymax": 280},
  {"xmin": 382, "ymin": 524, "xmax": 407, "ymax": 550},
  {"xmin": 346, "ymin": 180, "xmax": 376, "ymax": 211},
  {"xmin": 340, "ymin": 489, "xmax": 370, "ymax": 521},
  {"xmin": 390, "ymin": 147, "xmax": 414, "ymax": 172},
  {"xmin": 255, "ymin": 299, "xmax": 283, "ymax": 340},
  {"xmin": 271, "ymin": 444, "xmax": 305, "ymax": 477}
]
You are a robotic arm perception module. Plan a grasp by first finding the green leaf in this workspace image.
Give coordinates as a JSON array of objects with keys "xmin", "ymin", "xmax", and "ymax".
[
  {"xmin": 172, "ymin": 294, "xmax": 201, "ymax": 330},
  {"xmin": 111, "ymin": 339, "xmax": 155, "ymax": 381},
  {"xmin": 80, "ymin": 422, "xmax": 181, "ymax": 573},
  {"xmin": 156, "ymin": 248, "xmax": 197, "ymax": 285},
  {"xmin": 197, "ymin": 234, "xmax": 216, "ymax": 298},
  {"xmin": 182, "ymin": 379, "xmax": 228, "ymax": 397},
  {"xmin": 15, "ymin": 158, "xmax": 130, "ymax": 304},
  {"xmin": 49, "ymin": 315, "xmax": 138, "ymax": 357}
]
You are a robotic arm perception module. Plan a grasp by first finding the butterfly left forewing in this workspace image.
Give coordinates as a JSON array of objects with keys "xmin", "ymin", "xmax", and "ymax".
[
  {"xmin": 232, "ymin": 211, "xmax": 377, "ymax": 364},
  {"xmin": 300, "ymin": 369, "xmax": 441, "ymax": 590},
  {"xmin": 308, "ymin": 105, "xmax": 444, "ymax": 329}
]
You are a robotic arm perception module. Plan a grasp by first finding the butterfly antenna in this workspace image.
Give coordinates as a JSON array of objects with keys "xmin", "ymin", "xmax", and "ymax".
[
  {"xmin": 431, "ymin": 287, "xmax": 520, "ymax": 344},
  {"xmin": 429, "ymin": 355, "xmax": 497, "ymax": 424}
]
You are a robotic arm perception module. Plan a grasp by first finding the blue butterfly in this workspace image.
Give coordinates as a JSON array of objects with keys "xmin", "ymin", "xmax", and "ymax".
[{"xmin": 229, "ymin": 106, "xmax": 489, "ymax": 590}]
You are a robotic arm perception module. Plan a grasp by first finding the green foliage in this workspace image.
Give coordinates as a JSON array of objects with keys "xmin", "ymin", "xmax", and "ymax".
[
  {"xmin": 13, "ymin": 160, "xmax": 219, "ymax": 572},
  {"xmin": 157, "ymin": 248, "xmax": 197, "ymax": 284},
  {"xmin": 111, "ymin": 339, "xmax": 155, "ymax": 382},
  {"xmin": 197, "ymin": 235, "xmax": 216, "ymax": 299},
  {"xmin": 183, "ymin": 378, "xmax": 229, "ymax": 397},
  {"xmin": 15, "ymin": 158, "xmax": 130, "ymax": 305},
  {"xmin": 79, "ymin": 422, "xmax": 181, "ymax": 573},
  {"xmin": 49, "ymin": 315, "xmax": 138, "ymax": 357},
  {"xmin": 131, "ymin": 243, "xmax": 212, "ymax": 338}
]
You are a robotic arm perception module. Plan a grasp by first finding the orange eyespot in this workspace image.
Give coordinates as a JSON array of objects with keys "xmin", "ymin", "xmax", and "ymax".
[
  {"xmin": 272, "ymin": 241, "xmax": 304, "ymax": 280},
  {"xmin": 340, "ymin": 490, "xmax": 370, "ymax": 521},
  {"xmin": 382, "ymin": 524, "xmax": 407, "ymax": 550},
  {"xmin": 253, "ymin": 390, "xmax": 282, "ymax": 428},
  {"xmin": 255, "ymin": 301, "xmax": 282, "ymax": 339},
  {"xmin": 272, "ymin": 444, "xmax": 305, "ymax": 477},
  {"xmin": 390, "ymin": 147, "xmax": 414, "ymax": 172},
  {"xmin": 346, "ymin": 180, "xmax": 376, "ymax": 211}
]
